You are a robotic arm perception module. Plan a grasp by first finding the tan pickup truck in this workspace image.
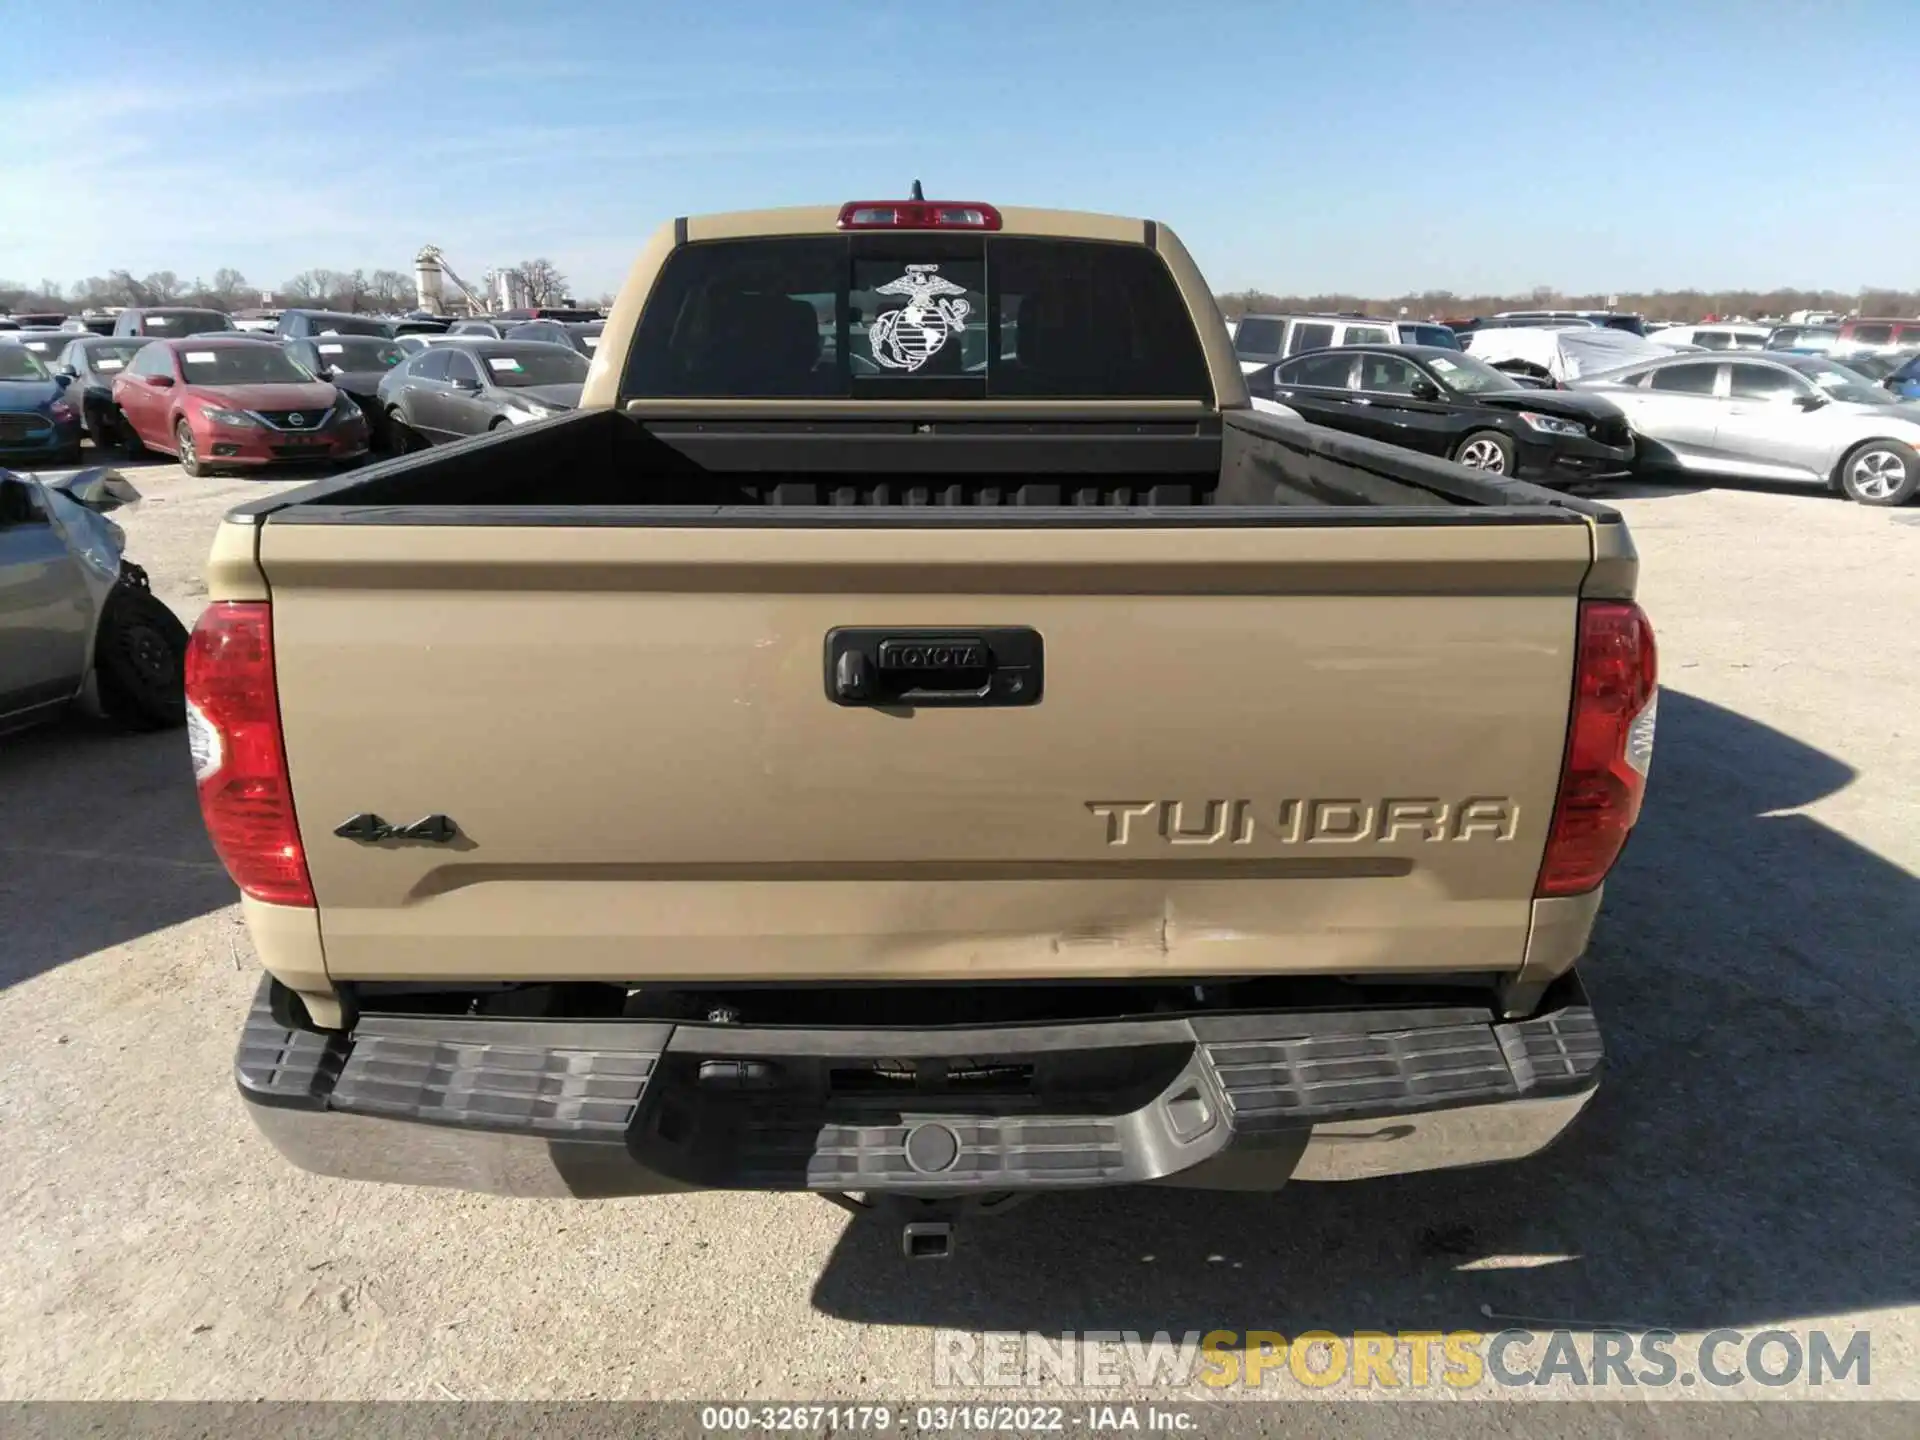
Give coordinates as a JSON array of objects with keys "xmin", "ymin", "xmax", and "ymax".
[{"xmin": 191, "ymin": 198, "xmax": 1656, "ymax": 1254}]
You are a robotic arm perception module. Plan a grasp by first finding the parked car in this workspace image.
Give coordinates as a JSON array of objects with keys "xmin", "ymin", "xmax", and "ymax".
[
  {"xmin": 1881, "ymin": 353, "xmax": 1920, "ymax": 400},
  {"xmin": 1835, "ymin": 317, "xmax": 1920, "ymax": 356},
  {"xmin": 78, "ymin": 312, "xmax": 119, "ymax": 336},
  {"xmin": 495, "ymin": 306, "xmax": 602, "ymax": 323},
  {"xmin": 0, "ymin": 318, "xmax": 16, "ymax": 330},
  {"xmin": 1463, "ymin": 326, "xmax": 1682, "ymax": 385},
  {"xmin": 392, "ymin": 318, "xmax": 449, "ymax": 336},
  {"xmin": 0, "ymin": 466, "xmax": 187, "ymax": 735},
  {"xmin": 376, "ymin": 338, "xmax": 587, "ymax": 446},
  {"xmin": 1765, "ymin": 324, "xmax": 1840, "ymax": 353},
  {"xmin": 48, "ymin": 336, "xmax": 153, "ymax": 448},
  {"xmin": 504, "ymin": 319, "xmax": 604, "ymax": 357},
  {"xmin": 232, "ymin": 310, "xmax": 284, "ymax": 334},
  {"xmin": 1493, "ymin": 310, "xmax": 1647, "ymax": 336},
  {"xmin": 445, "ymin": 318, "xmax": 512, "ymax": 338},
  {"xmin": 272, "ymin": 309, "xmax": 395, "ymax": 341},
  {"xmin": 0, "ymin": 343, "xmax": 82, "ymax": 464},
  {"xmin": 111, "ymin": 307, "xmax": 234, "ymax": 338},
  {"xmin": 111, "ymin": 337, "xmax": 370, "ymax": 476},
  {"xmin": 1573, "ymin": 352, "xmax": 1920, "ymax": 504},
  {"xmin": 282, "ymin": 335, "xmax": 408, "ymax": 451},
  {"xmin": 6, "ymin": 312, "xmax": 68, "ymax": 330},
  {"xmin": 1231, "ymin": 313, "xmax": 1455, "ymax": 373},
  {"xmin": 7, "ymin": 328, "xmax": 81, "ymax": 366},
  {"xmin": 1246, "ymin": 344, "xmax": 1634, "ymax": 482}
]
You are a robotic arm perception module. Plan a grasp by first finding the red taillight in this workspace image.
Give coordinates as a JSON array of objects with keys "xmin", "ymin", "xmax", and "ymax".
[
  {"xmin": 836, "ymin": 200, "xmax": 1003, "ymax": 231},
  {"xmin": 1536, "ymin": 600, "xmax": 1658, "ymax": 897},
  {"xmin": 184, "ymin": 601, "xmax": 314, "ymax": 907}
]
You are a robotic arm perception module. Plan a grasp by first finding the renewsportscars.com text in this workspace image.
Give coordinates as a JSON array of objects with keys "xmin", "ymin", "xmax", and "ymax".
[{"xmin": 932, "ymin": 1328, "xmax": 1872, "ymax": 1392}]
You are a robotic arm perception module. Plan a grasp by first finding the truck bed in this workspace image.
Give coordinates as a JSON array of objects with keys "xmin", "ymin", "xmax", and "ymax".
[{"xmin": 230, "ymin": 405, "xmax": 1617, "ymax": 518}]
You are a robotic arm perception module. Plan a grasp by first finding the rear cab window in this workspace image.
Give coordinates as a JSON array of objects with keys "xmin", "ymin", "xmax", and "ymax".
[{"xmin": 621, "ymin": 236, "xmax": 1211, "ymax": 401}]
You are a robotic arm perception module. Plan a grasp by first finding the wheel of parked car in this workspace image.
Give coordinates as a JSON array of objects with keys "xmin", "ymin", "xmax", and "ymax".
[
  {"xmin": 1836, "ymin": 439, "xmax": 1920, "ymax": 506},
  {"xmin": 387, "ymin": 406, "xmax": 424, "ymax": 453},
  {"xmin": 93, "ymin": 581, "xmax": 188, "ymax": 730},
  {"xmin": 116, "ymin": 412, "xmax": 145, "ymax": 457},
  {"xmin": 1453, "ymin": 430, "xmax": 1516, "ymax": 475},
  {"xmin": 82, "ymin": 403, "xmax": 113, "ymax": 450},
  {"xmin": 175, "ymin": 420, "xmax": 206, "ymax": 478}
]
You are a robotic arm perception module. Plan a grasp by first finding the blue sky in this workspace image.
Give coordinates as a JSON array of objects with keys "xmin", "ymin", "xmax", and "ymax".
[{"xmin": 3, "ymin": 0, "xmax": 1914, "ymax": 301}]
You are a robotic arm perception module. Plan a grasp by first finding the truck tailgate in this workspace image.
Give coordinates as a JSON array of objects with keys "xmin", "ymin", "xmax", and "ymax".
[{"xmin": 259, "ymin": 517, "xmax": 1592, "ymax": 984}]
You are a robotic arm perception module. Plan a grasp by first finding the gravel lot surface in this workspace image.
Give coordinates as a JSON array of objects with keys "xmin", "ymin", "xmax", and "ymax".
[{"xmin": 2, "ymin": 457, "xmax": 1914, "ymax": 1414}]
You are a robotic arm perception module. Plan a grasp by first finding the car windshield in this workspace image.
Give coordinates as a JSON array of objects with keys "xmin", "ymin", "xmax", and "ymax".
[
  {"xmin": 142, "ymin": 310, "xmax": 232, "ymax": 336},
  {"xmin": 1837, "ymin": 354, "xmax": 1900, "ymax": 380},
  {"xmin": 178, "ymin": 345, "xmax": 312, "ymax": 384},
  {"xmin": 84, "ymin": 341, "xmax": 148, "ymax": 373},
  {"xmin": 1423, "ymin": 351, "xmax": 1523, "ymax": 395},
  {"xmin": 1791, "ymin": 362, "xmax": 1896, "ymax": 405},
  {"xmin": 1404, "ymin": 325, "xmax": 1459, "ymax": 349},
  {"xmin": 474, "ymin": 345, "xmax": 590, "ymax": 388},
  {"xmin": 311, "ymin": 337, "xmax": 404, "ymax": 370},
  {"xmin": 0, "ymin": 346, "xmax": 50, "ymax": 381}
]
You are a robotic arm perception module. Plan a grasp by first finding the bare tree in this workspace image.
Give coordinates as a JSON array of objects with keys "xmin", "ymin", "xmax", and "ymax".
[
  {"xmin": 511, "ymin": 257, "xmax": 569, "ymax": 308},
  {"xmin": 210, "ymin": 267, "xmax": 250, "ymax": 308},
  {"xmin": 281, "ymin": 269, "xmax": 333, "ymax": 304},
  {"xmin": 142, "ymin": 270, "xmax": 183, "ymax": 303},
  {"xmin": 368, "ymin": 268, "xmax": 414, "ymax": 311},
  {"xmin": 331, "ymin": 269, "xmax": 370, "ymax": 312}
]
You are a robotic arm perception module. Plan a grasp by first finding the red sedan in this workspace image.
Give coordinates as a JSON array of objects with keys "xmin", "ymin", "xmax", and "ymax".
[{"xmin": 110, "ymin": 337, "xmax": 369, "ymax": 476}]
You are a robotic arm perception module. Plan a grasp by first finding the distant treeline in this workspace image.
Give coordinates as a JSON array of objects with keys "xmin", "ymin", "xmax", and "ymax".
[{"xmin": 1216, "ymin": 288, "xmax": 1920, "ymax": 322}]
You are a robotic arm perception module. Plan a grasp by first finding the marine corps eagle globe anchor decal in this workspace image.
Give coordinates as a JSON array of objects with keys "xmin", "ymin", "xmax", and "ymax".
[{"xmin": 868, "ymin": 265, "xmax": 971, "ymax": 371}]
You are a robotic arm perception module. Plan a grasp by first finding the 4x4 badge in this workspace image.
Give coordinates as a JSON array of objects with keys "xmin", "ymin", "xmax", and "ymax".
[{"xmin": 334, "ymin": 813, "xmax": 459, "ymax": 844}]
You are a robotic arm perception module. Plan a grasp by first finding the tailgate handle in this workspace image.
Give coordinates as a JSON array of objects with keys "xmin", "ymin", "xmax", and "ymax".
[{"xmin": 826, "ymin": 627, "xmax": 1043, "ymax": 708}]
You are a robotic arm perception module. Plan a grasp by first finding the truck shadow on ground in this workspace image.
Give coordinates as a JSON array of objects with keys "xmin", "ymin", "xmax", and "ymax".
[
  {"xmin": 810, "ymin": 688, "xmax": 1920, "ymax": 1336},
  {"xmin": 0, "ymin": 714, "xmax": 234, "ymax": 990}
]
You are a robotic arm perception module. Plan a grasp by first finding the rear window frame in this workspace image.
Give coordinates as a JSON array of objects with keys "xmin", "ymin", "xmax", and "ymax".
[{"xmin": 618, "ymin": 233, "xmax": 1213, "ymax": 404}]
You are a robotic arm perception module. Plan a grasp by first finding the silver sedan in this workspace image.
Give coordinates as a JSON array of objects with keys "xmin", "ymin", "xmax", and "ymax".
[{"xmin": 1574, "ymin": 353, "xmax": 1920, "ymax": 505}]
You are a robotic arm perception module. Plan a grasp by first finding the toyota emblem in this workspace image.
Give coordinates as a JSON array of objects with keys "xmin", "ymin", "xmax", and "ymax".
[{"xmin": 287, "ymin": 413, "xmax": 306, "ymax": 427}]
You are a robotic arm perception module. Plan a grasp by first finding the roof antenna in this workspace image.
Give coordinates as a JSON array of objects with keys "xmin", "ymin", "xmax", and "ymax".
[{"xmin": 910, "ymin": 179, "xmax": 925, "ymax": 201}]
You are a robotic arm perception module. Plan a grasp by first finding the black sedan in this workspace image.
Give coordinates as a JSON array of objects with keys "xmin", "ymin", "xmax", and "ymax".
[
  {"xmin": 1248, "ymin": 345, "xmax": 1635, "ymax": 482},
  {"xmin": 283, "ymin": 335, "xmax": 408, "ymax": 450},
  {"xmin": 504, "ymin": 319, "xmax": 603, "ymax": 358},
  {"xmin": 375, "ymin": 339, "xmax": 587, "ymax": 447},
  {"xmin": 48, "ymin": 335, "xmax": 154, "ymax": 447}
]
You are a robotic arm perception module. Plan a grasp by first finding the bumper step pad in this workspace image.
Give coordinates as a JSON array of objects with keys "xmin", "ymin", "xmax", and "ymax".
[{"xmin": 235, "ymin": 977, "xmax": 1602, "ymax": 1196}]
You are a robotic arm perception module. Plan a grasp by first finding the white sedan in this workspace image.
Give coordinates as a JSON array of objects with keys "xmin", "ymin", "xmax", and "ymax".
[{"xmin": 1573, "ymin": 352, "xmax": 1920, "ymax": 505}]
